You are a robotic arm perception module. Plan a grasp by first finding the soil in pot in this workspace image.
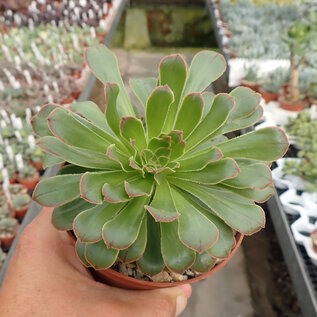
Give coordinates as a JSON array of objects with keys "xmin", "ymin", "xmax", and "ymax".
[{"xmin": 278, "ymin": 96, "xmax": 307, "ymax": 112}]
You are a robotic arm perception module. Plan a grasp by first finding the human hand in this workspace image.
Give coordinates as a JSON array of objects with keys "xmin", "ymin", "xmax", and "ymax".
[{"xmin": 0, "ymin": 207, "xmax": 192, "ymax": 317}]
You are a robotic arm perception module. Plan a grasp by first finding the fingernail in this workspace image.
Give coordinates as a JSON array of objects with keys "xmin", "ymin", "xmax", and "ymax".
[
  {"xmin": 175, "ymin": 295, "xmax": 187, "ymax": 317},
  {"xmin": 179, "ymin": 284, "xmax": 192, "ymax": 298}
]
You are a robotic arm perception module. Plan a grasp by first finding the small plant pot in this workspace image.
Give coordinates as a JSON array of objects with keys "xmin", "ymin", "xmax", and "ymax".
[
  {"xmin": 72, "ymin": 90, "xmax": 81, "ymax": 100},
  {"xmin": 61, "ymin": 96, "xmax": 74, "ymax": 105},
  {"xmin": 10, "ymin": 173, "xmax": 18, "ymax": 184},
  {"xmin": 17, "ymin": 171, "xmax": 40, "ymax": 191},
  {"xmin": 11, "ymin": 203, "xmax": 30, "ymax": 221},
  {"xmin": 278, "ymin": 96, "xmax": 306, "ymax": 112},
  {"xmin": 240, "ymin": 80, "xmax": 260, "ymax": 92},
  {"xmin": 31, "ymin": 160, "xmax": 43, "ymax": 171},
  {"xmin": 259, "ymin": 88, "xmax": 279, "ymax": 103},
  {"xmin": 68, "ymin": 231, "xmax": 243, "ymax": 290},
  {"xmin": 0, "ymin": 232, "xmax": 16, "ymax": 250}
]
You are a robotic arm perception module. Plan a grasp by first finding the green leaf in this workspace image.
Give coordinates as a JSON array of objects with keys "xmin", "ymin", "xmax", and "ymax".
[
  {"xmin": 168, "ymin": 130, "xmax": 186, "ymax": 161},
  {"xmin": 69, "ymin": 101, "xmax": 112, "ymax": 134},
  {"xmin": 103, "ymin": 181, "xmax": 133, "ymax": 203},
  {"xmin": 137, "ymin": 214, "xmax": 165, "ymax": 276},
  {"xmin": 171, "ymin": 188, "xmax": 219, "ymax": 253},
  {"xmin": 171, "ymin": 158, "xmax": 239, "ymax": 185},
  {"xmin": 146, "ymin": 85, "xmax": 174, "ymax": 140},
  {"xmin": 47, "ymin": 107, "xmax": 109, "ymax": 152},
  {"xmin": 229, "ymin": 87, "xmax": 261, "ymax": 120},
  {"xmin": 160, "ymin": 54, "xmax": 188, "ymax": 132},
  {"xmin": 106, "ymin": 144, "xmax": 130, "ymax": 172},
  {"xmin": 75, "ymin": 240, "xmax": 90, "ymax": 267},
  {"xmin": 38, "ymin": 136, "xmax": 119, "ymax": 170},
  {"xmin": 124, "ymin": 176, "xmax": 154, "ymax": 198},
  {"xmin": 120, "ymin": 117, "xmax": 147, "ymax": 152},
  {"xmin": 73, "ymin": 202, "xmax": 123, "ymax": 243},
  {"xmin": 192, "ymin": 252, "xmax": 216, "ymax": 273},
  {"xmin": 130, "ymin": 77, "xmax": 157, "ymax": 109},
  {"xmin": 33, "ymin": 174, "xmax": 81, "ymax": 207},
  {"xmin": 185, "ymin": 93, "xmax": 234, "ymax": 151},
  {"xmin": 145, "ymin": 178, "xmax": 178, "ymax": 222},
  {"xmin": 218, "ymin": 127, "xmax": 289, "ymax": 162},
  {"xmin": 102, "ymin": 196, "xmax": 148, "ymax": 249},
  {"xmin": 85, "ymin": 240, "xmax": 119, "ymax": 269},
  {"xmin": 217, "ymin": 105, "xmax": 263, "ymax": 135},
  {"xmin": 202, "ymin": 92, "xmax": 215, "ymax": 118},
  {"xmin": 85, "ymin": 44, "xmax": 135, "ymax": 116},
  {"xmin": 174, "ymin": 93, "xmax": 204, "ymax": 139},
  {"xmin": 183, "ymin": 50, "xmax": 226, "ymax": 96},
  {"xmin": 42, "ymin": 153, "xmax": 63, "ymax": 168},
  {"xmin": 223, "ymin": 161, "xmax": 272, "ymax": 189},
  {"xmin": 221, "ymin": 184, "xmax": 274, "ymax": 203},
  {"xmin": 161, "ymin": 221, "xmax": 196, "ymax": 274},
  {"xmin": 170, "ymin": 179, "xmax": 265, "ymax": 235},
  {"xmin": 119, "ymin": 216, "xmax": 147, "ymax": 263},
  {"xmin": 178, "ymin": 147, "xmax": 223, "ymax": 171},
  {"xmin": 31, "ymin": 103, "xmax": 60, "ymax": 137},
  {"xmin": 104, "ymin": 83, "xmax": 120, "ymax": 136},
  {"xmin": 184, "ymin": 196, "xmax": 235, "ymax": 258},
  {"xmin": 52, "ymin": 198, "xmax": 93, "ymax": 230}
]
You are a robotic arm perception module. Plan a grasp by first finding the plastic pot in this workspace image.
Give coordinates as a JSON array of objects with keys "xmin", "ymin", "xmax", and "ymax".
[
  {"xmin": 17, "ymin": 171, "xmax": 40, "ymax": 190},
  {"xmin": 68, "ymin": 231, "xmax": 243, "ymax": 290},
  {"xmin": 278, "ymin": 96, "xmax": 306, "ymax": 112},
  {"xmin": 259, "ymin": 88, "xmax": 279, "ymax": 103}
]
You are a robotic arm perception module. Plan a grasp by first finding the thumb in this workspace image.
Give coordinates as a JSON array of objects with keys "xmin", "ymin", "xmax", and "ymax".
[{"xmin": 119, "ymin": 284, "xmax": 192, "ymax": 317}]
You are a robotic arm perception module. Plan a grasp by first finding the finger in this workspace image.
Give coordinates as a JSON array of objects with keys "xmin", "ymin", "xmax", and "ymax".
[{"xmin": 103, "ymin": 284, "xmax": 192, "ymax": 317}]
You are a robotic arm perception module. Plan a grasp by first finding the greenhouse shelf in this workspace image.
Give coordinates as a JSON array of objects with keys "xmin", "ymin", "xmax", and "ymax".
[
  {"xmin": 267, "ymin": 193, "xmax": 317, "ymax": 317},
  {"xmin": 0, "ymin": 0, "xmax": 128, "ymax": 287}
]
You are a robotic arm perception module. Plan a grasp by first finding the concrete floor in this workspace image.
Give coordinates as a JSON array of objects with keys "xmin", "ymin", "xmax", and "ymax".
[{"xmin": 91, "ymin": 49, "xmax": 255, "ymax": 317}]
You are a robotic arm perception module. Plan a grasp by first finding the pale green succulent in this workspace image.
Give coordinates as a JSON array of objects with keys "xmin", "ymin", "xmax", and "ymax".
[{"xmin": 32, "ymin": 44, "xmax": 288, "ymax": 276}]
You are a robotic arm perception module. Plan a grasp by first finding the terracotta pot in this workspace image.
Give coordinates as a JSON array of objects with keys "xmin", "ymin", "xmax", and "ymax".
[
  {"xmin": 0, "ymin": 232, "xmax": 16, "ymax": 249},
  {"xmin": 278, "ymin": 96, "xmax": 307, "ymax": 112},
  {"xmin": 17, "ymin": 171, "xmax": 40, "ymax": 190},
  {"xmin": 68, "ymin": 231, "xmax": 243, "ymax": 290},
  {"xmin": 240, "ymin": 80, "xmax": 260, "ymax": 92},
  {"xmin": 61, "ymin": 96, "xmax": 74, "ymax": 105},
  {"xmin": 72, "ymin": 90, "xmax": 81, "ymax": 100},
  {"xmin": 259, "ymin": 88, "xmax": 279, "ymax": 104},
  {"xmin": 11, "ymin": 203, "xmax": 30, "ymax": 221},
  {"xmin": 10, "ymin": 173, "xmax": 18, "ymax": 184},
  {"xmin": 31, "ymin": 160, "xmax": 43, "ymax": 171}
]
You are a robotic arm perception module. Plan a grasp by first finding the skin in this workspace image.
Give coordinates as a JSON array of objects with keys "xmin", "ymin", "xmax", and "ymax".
[{"xmin": 0, "ymin": 208, "xmax": 192, "ymax": 317}]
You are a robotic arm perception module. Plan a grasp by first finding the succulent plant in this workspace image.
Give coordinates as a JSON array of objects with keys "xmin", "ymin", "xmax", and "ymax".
[
  {"xmin": 0, "ymin": 205, "xmax": 11, "ymax": 220},
  {"xmin": 11, "ymin": 194, "xmax": 31, "ymax": 210},
  {"xmin": 18, "ymin": 164, "xmax": 37, "ymax": 180},
  {"xmin": 32, "ymin": 45, "xmax": 288, "ymax": 276},
  {"xmin": 8, "ymin": 184, "xmax": 28, "ymax": 195},
  {"xmin": 243, "ymin": 65, "xmax": 260, "ymax": 83},
  {"xmin": 0, "ymin": 218, "xmax": 18, "ymax": 236}
]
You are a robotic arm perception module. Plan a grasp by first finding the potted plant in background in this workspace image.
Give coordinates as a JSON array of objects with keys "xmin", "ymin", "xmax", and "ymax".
[
  {"xmin": 279, "ymin": 17, "xmax": 317, "ymax": 111},
  {"xmin": 32, "ymin": 44, "xmax": 288, "ymax": 290},
  {"xmin": 9, "ymin": 193, "xmax": 31, "ymax": 221},
  {"xmin": 259, "ymin": 68, "xmax": 288, "ymax": 104},
  {"xmin": 17, "ymin": 164, "xmax": 40, "ymax": 190},
  {"xmin": 0, "ymin": 218, "xmax": 19, "ymax": 250},
  {"xmin": 240, "ymin": 65, "xmax": 261, "ymax": 92}
]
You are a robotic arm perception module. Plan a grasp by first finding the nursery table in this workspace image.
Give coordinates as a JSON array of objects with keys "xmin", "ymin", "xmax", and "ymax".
[{"xmin": 0, "ymin": 0, "xmax": 128, "ymax": 287}]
